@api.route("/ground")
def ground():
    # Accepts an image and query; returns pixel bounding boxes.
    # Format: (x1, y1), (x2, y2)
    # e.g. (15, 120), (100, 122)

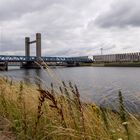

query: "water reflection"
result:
(22, 69), (43, 88)
(23, 69), (31, 84)
(34, 69), (42, 88)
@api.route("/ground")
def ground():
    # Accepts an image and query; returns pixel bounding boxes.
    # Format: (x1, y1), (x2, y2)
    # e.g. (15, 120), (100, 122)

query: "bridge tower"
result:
(25, 37), (30, 57)
(25, 33), (41, 57)
(36, 33), (41, 57)
(21, 33), (42, 69)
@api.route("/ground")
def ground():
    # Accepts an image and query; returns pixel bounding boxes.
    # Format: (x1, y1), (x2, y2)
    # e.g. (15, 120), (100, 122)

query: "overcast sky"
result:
(0, 0), (140, 57)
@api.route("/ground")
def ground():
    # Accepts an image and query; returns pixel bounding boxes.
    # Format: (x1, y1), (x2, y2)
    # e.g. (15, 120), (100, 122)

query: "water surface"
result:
(0, 66), (140, 113)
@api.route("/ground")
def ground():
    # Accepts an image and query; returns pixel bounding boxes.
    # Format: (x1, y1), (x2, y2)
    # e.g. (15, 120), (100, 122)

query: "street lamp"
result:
(100, 48), (103, 55)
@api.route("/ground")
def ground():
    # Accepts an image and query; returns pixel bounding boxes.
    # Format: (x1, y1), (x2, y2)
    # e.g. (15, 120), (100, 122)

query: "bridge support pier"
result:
(0, 62), (8, 71)
(66, 62), (80, 67)
(20, 62), (41, 69)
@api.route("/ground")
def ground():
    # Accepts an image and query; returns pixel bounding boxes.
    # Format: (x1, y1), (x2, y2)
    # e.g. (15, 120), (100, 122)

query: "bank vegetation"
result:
(0, 77), (140, 140)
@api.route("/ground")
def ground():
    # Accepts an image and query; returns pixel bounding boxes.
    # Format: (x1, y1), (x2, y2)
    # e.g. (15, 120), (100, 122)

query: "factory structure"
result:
(93, 52), (140, 63)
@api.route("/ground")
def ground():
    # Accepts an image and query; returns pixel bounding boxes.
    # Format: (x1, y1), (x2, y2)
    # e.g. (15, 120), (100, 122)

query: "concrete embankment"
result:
(105, 62), (140, 67)
(90, 62), (140, 67)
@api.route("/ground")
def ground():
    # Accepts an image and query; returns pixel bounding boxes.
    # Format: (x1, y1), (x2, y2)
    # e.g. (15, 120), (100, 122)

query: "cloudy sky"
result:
(0, 0), (140, 57)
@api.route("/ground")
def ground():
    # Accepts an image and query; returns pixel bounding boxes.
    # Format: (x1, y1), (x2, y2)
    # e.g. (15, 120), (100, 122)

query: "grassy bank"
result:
(0, 77), (140, 140)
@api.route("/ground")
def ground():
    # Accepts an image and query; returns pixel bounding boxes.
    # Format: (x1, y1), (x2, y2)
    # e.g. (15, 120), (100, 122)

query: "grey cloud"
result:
(0, 0), (46, 21)
(0, 0), (94, 22)
(45, 49), (72, 57)
(0, 0), (70, 22)
(95, 0), (140, 28)
(103, 45), (116, 50)
(0, 0), (91, 56)
(1, 0), (140, 56)
(122, 45), (132, 50)
(0, 37), (24, 52)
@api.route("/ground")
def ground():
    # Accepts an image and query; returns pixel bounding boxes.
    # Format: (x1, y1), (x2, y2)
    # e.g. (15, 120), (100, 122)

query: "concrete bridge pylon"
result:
(25, 33), (41, 57)
(22, 33), (42, 69)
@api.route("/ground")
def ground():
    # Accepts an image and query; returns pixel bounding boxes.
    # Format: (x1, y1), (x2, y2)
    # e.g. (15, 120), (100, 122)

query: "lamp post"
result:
(100, 48), (103, 55)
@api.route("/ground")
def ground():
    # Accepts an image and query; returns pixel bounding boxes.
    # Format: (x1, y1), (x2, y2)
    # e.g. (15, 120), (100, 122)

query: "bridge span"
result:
(0, 33), (92, 70)
(0, 55), (92, 63)
(0, 55), (92, 70)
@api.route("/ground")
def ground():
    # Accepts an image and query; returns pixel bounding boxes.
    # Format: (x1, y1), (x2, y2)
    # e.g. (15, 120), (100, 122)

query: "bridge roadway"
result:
(0, 55), (92, 63)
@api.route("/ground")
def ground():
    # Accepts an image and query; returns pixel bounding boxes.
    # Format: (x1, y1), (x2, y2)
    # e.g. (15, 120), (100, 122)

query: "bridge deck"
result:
(0, 55), (92, 63)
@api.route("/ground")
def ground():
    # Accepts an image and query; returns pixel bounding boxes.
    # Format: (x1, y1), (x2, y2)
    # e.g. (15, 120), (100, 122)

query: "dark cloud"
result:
(95, 0), (140, 28)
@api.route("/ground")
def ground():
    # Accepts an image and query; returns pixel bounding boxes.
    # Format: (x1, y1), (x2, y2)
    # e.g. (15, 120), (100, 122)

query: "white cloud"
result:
(0, 0), (140, 56)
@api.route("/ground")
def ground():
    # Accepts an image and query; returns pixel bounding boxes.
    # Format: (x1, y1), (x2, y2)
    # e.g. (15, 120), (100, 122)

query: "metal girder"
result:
(0, 55), (92, 63)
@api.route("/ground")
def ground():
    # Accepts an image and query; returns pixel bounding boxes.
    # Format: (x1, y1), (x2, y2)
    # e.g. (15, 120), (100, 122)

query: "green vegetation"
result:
(0, 77), (140, 140)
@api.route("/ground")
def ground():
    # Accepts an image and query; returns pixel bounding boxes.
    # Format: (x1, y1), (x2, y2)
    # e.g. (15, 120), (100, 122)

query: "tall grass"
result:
(0, 77), (140, 140)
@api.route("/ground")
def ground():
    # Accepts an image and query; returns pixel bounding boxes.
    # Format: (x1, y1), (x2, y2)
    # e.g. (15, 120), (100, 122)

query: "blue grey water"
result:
(0, 66), (140, 113)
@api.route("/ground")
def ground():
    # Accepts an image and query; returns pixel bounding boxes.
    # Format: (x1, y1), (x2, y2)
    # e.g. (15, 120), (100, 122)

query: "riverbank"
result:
(78, 62), (140, 67)
(0, 77), (140, 140)
(90, 62), (140, 67)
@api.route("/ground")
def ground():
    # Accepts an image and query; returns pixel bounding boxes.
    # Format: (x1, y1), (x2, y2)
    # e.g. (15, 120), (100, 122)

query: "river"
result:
(0, 66), (140, 113)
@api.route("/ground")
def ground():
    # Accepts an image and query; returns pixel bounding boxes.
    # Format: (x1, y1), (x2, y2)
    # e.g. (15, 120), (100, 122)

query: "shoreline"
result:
(79, 62), (140, 67)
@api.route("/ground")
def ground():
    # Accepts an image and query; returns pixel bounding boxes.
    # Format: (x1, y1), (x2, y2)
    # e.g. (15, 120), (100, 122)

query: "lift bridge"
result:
(0, 33), (92, 70)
